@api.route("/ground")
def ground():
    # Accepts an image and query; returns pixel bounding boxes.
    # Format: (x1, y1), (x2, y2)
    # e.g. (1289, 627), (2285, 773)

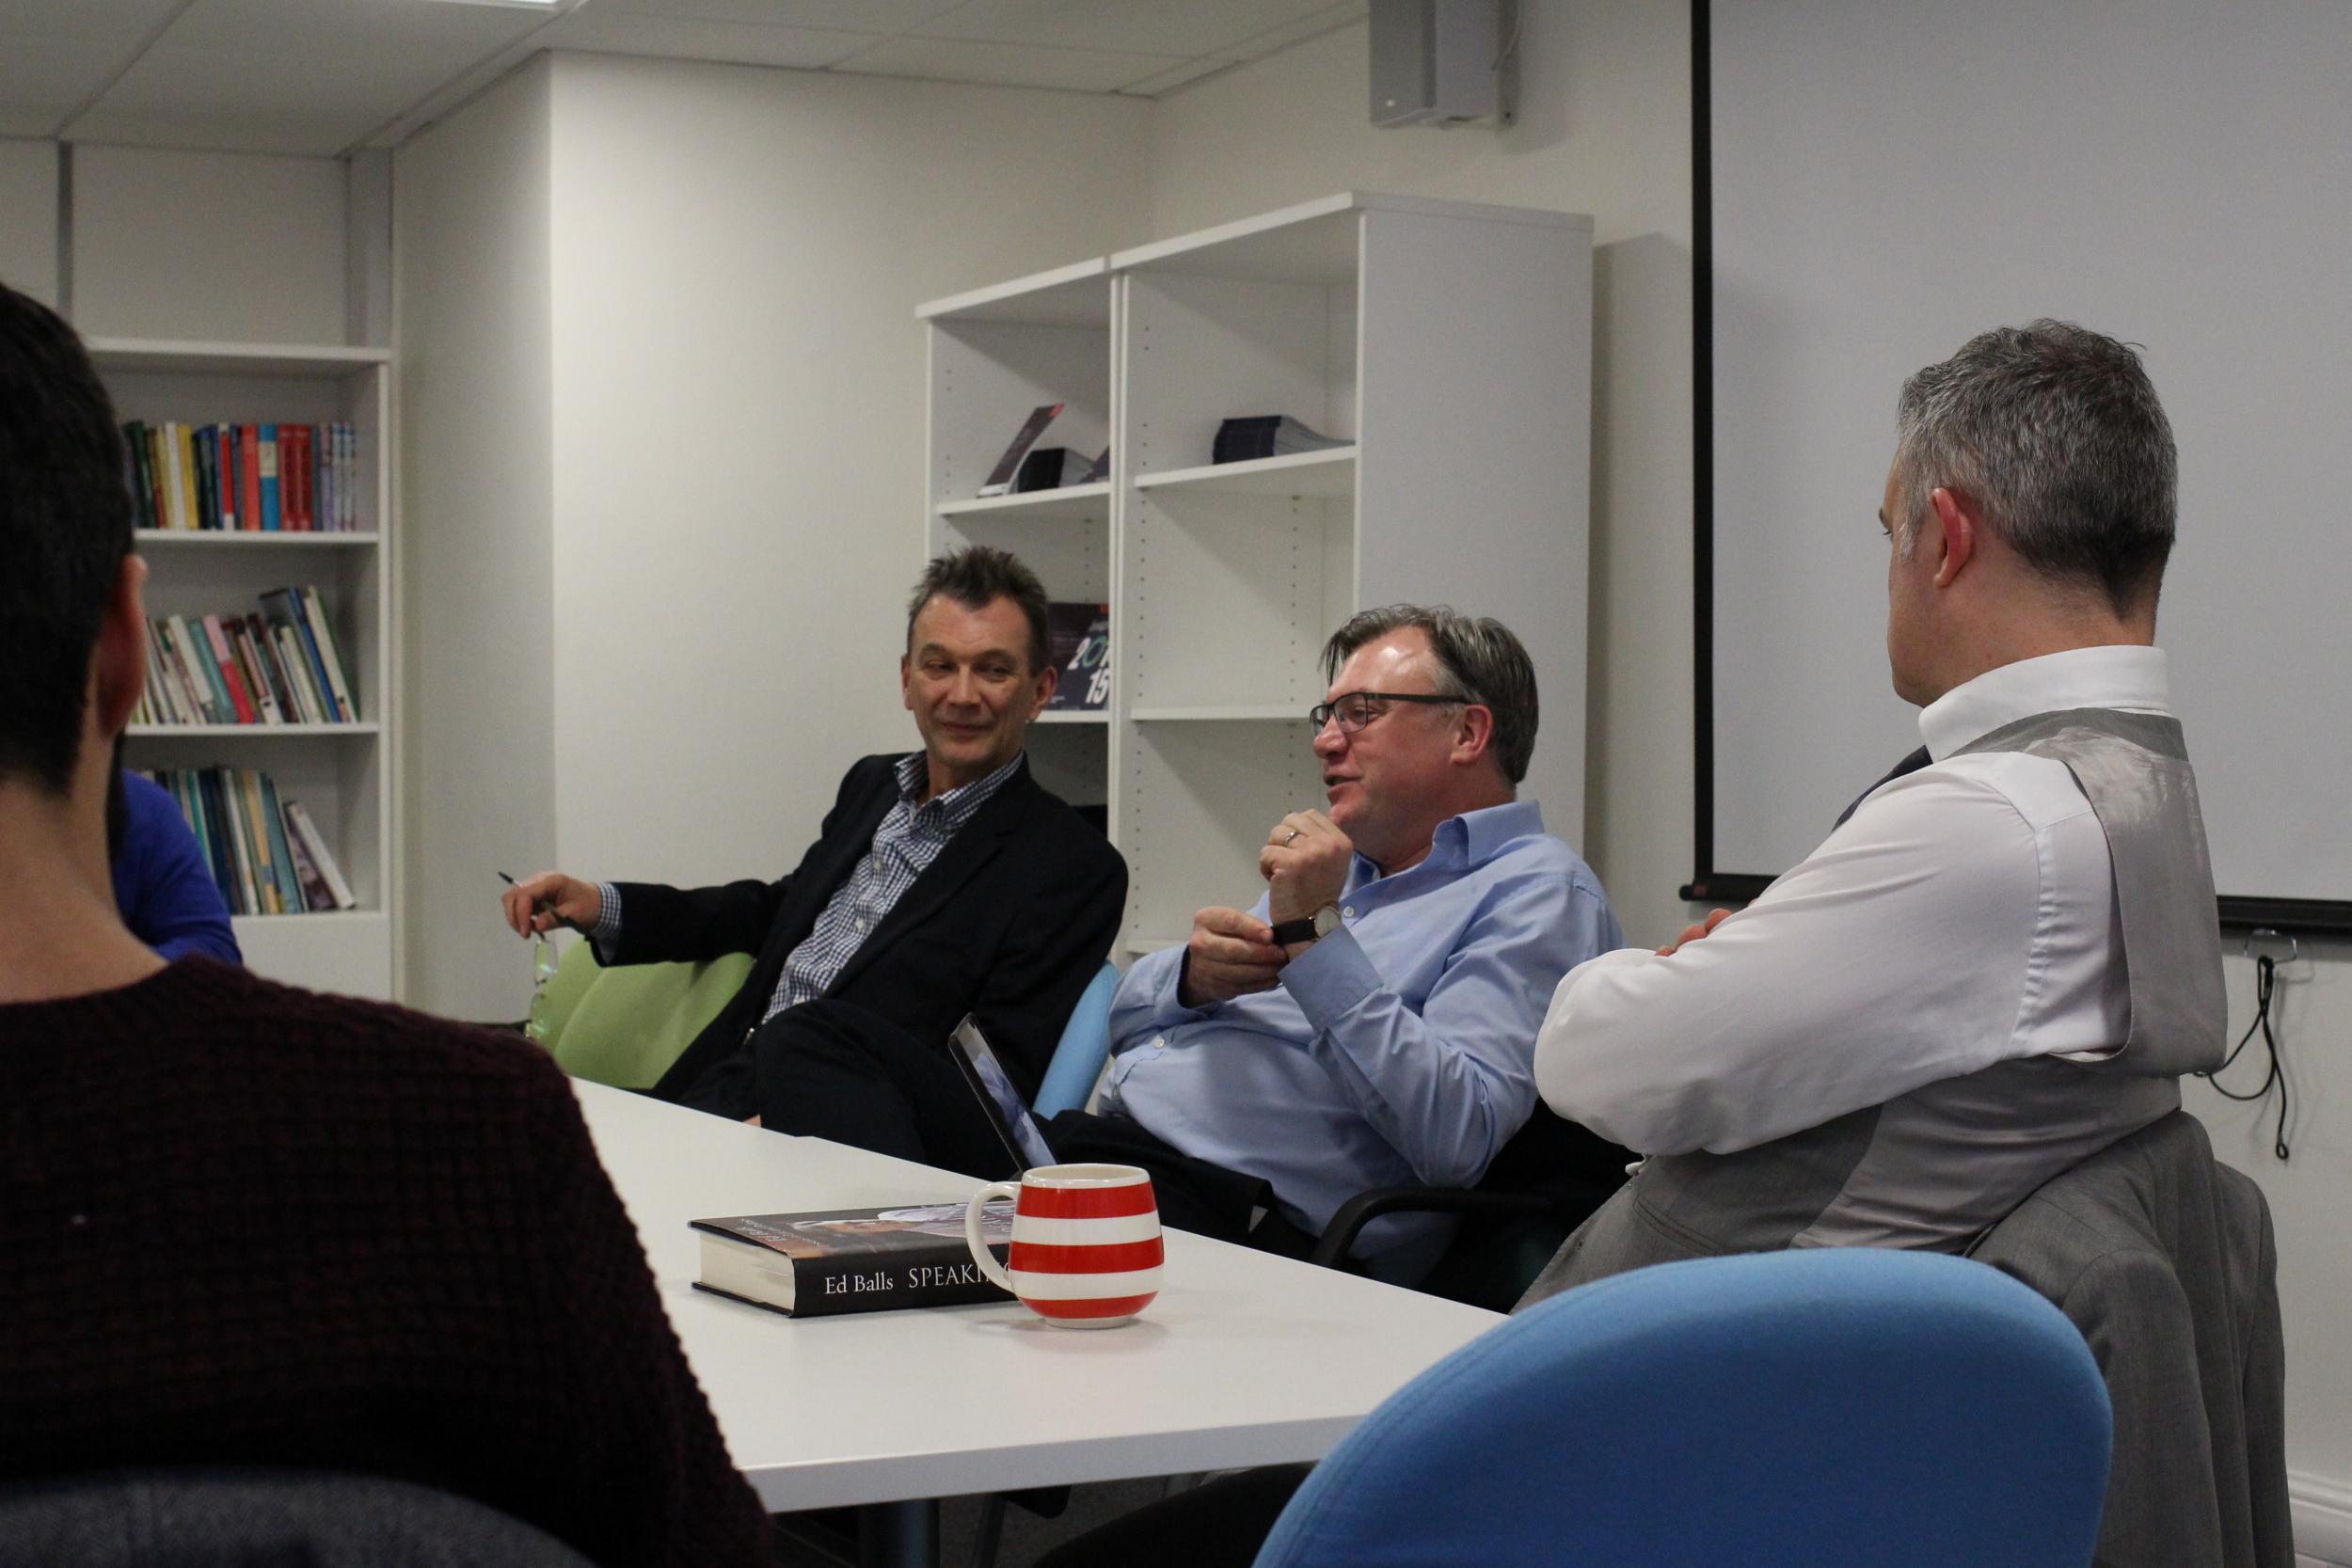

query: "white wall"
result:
(0, 137), (57, 305)
(543, 54), (1154, 890)
(394, 57), (557, 1020)
(1146, 7), (1694, 947)
(71, 144), (346, 343)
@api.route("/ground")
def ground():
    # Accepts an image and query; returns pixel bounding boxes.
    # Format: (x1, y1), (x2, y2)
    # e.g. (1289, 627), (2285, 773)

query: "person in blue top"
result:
(109, 764), (240, 964)
(1042, 604), (1624, 1284)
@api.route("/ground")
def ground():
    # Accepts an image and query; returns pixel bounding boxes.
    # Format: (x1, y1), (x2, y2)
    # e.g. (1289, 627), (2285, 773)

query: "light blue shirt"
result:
(1098, 800), (1622, 1277)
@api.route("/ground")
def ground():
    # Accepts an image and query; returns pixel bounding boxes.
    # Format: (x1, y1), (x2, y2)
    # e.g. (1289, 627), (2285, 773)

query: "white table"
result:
(574, 1083), (1502, 1561)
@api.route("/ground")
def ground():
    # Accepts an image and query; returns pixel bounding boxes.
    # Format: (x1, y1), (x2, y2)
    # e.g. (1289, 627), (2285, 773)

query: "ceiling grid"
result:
(0, 0), (1367, 157)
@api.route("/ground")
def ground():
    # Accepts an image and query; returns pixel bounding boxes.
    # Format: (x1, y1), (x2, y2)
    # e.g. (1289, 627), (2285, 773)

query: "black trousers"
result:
(675, 998), (1015, 1180)
(1038, 1110), (1319, 1259)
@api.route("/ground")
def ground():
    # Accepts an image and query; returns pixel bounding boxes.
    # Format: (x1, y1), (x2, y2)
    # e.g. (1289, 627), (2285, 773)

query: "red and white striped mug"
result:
(963, 1163), (1163, 1328)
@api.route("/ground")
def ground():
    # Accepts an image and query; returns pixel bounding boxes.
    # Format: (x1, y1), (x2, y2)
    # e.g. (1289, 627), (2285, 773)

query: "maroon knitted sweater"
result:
(0, 958), (771, 1566)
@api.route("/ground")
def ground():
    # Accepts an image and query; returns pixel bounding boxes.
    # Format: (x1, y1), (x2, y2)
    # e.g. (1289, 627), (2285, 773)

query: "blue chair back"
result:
(1034, 960), (1120, 1117)
(1253, 1248), (2112, 1568)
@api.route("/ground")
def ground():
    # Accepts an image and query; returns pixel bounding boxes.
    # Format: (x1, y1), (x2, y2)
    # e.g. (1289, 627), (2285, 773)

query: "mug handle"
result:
(965, 1181), (1021, 1293)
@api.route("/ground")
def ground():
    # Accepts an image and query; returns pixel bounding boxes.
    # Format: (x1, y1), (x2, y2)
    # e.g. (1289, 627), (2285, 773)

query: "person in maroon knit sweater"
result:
(0, 293), (772, 1561)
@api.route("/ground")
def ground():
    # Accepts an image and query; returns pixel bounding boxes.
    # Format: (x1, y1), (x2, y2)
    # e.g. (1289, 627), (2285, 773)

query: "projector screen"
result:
(1697, 0), (2352, 928)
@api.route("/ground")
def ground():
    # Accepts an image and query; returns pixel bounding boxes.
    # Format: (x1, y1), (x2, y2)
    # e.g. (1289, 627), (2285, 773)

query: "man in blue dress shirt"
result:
(1050, 606), (1623, 1283)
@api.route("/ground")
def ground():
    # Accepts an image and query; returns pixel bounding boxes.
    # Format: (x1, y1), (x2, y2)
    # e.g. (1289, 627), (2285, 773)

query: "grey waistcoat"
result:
(1520, 706), (2226, 1307)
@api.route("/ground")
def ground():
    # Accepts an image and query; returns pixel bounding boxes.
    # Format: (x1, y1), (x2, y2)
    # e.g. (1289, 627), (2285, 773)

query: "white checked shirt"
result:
(593, 752), (1024, 1022)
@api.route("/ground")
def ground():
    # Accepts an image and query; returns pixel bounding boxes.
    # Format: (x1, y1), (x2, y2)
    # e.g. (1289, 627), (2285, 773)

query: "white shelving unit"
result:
(919, 194), (1593, 956)
(94, 338), (397, 1001)
(922, 260), (1114, 819)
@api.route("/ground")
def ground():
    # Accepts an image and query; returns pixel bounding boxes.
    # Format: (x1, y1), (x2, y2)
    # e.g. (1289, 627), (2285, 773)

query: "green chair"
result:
(534, 939), (755, 1091)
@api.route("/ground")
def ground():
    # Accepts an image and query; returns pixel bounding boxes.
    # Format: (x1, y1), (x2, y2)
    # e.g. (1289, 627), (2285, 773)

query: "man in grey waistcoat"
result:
(1521, 319), (2225, 1304)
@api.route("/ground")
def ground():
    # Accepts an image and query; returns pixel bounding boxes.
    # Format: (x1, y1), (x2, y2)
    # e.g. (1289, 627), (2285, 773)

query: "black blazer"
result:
(629, 754), (1125, 1105)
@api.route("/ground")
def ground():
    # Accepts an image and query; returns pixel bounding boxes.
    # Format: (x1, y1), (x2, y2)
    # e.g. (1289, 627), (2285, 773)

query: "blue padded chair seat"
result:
(1255, 1248), (2112, 1568)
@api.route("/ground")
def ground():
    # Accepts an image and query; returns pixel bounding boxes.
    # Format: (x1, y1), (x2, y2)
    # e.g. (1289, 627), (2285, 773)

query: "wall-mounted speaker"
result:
(1369, 0), (1503, 127)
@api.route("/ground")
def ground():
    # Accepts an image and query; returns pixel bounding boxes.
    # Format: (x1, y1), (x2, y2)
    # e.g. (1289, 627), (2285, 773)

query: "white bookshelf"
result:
(134, 530), (380, 549)
(94, 337), (397, 1001)
(923, 261), (1115, 819)
(919, 193), (1593, 956)
(1131, 449), (1357, 498)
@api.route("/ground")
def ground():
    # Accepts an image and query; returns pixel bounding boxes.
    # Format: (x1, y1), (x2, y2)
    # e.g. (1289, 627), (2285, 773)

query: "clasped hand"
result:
(1177, 811), (1353, 1007)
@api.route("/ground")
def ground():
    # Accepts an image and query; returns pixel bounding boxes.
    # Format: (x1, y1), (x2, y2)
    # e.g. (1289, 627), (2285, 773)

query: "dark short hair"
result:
(0, 283), (134, 794)
(1321, 605), (1539, 784)
(906, 546), (1051, 674)
(1894, 320), (2177, 615)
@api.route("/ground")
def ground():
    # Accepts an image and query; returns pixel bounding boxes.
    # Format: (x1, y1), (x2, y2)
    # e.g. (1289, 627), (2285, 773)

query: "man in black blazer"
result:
(502, 547), (1125, 1175)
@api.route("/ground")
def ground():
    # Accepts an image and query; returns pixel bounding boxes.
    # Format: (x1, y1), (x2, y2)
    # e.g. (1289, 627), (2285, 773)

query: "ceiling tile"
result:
(66, 0), (557, 156)
(1224, 0), (1366, 62)
(0, 33), (132, 135)
(64, 46), (415, 154)
(157, 0), (552, 57)
(540, 11), (879, 68)
(1116, 55), (1234, 98)
(911, 0), (1339, 58)
(0, 0), (184, 36)
(581, 0), (965, 28)
(830, 33), (1184, 93)
(0, 0), (184, 137)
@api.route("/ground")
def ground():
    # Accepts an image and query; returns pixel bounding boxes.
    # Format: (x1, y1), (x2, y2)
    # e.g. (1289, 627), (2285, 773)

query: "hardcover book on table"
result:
(691, 1201), (1016, 1318)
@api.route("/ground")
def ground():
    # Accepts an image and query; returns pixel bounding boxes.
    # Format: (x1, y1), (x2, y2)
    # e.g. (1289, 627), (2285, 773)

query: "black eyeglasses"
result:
(1308, 691), (1465, 735)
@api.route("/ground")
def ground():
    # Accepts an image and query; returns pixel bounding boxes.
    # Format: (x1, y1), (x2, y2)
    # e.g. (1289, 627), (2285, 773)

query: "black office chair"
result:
(0, 1468), (596, 1567)
(1311, 1105), (1631, 1310)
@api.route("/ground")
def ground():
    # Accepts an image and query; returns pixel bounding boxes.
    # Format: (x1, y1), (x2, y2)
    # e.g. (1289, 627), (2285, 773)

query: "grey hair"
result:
(1892, 320), (2177, 615)
(1320, 604), (1538, 784)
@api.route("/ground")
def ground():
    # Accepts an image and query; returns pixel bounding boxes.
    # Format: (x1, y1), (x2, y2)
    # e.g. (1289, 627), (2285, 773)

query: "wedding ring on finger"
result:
(1284, 828), (1302, 846)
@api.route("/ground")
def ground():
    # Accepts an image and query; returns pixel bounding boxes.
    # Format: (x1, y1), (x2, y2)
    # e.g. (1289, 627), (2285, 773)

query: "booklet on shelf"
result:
(976, 403), (1064, 498)
(691, 1201), (1014, 1318)
(1011, 446), (1095, 494)
(1212, 415), (1348, 466)
(1044, 603), (1111, 712)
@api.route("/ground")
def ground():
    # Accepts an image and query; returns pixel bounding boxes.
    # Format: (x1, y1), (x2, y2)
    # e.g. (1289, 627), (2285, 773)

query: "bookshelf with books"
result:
(919, 194), (1593, 958)
(95, 339), (396, 1000)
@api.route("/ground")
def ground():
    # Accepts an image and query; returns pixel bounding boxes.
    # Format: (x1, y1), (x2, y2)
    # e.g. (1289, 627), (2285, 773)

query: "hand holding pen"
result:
(499, 870), (601, 939)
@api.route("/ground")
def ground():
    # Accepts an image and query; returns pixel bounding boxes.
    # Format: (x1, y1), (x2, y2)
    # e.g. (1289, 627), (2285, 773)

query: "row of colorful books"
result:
(122, 420), (360, 532)
(132, 587), (359, 728)
(143, 767), (357, 917)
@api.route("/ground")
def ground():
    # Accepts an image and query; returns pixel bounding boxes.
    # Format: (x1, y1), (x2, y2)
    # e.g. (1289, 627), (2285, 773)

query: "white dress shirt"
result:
(1537, 645), (2172, 1157)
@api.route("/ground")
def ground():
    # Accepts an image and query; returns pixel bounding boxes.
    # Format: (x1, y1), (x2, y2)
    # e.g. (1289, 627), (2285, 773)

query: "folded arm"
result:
(1534, 772), (2045, 1156)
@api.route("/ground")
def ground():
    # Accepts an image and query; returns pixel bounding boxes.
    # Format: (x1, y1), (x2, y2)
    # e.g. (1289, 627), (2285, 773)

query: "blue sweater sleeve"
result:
(112, 771), (243, 965)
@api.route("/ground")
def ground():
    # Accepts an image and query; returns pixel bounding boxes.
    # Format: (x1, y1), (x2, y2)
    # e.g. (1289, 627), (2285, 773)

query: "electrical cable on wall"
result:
(2197, 933), (2294, 1161)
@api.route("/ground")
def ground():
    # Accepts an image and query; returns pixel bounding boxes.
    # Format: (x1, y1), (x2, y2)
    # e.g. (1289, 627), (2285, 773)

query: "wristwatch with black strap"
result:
(1269, 902), (1343, 948)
